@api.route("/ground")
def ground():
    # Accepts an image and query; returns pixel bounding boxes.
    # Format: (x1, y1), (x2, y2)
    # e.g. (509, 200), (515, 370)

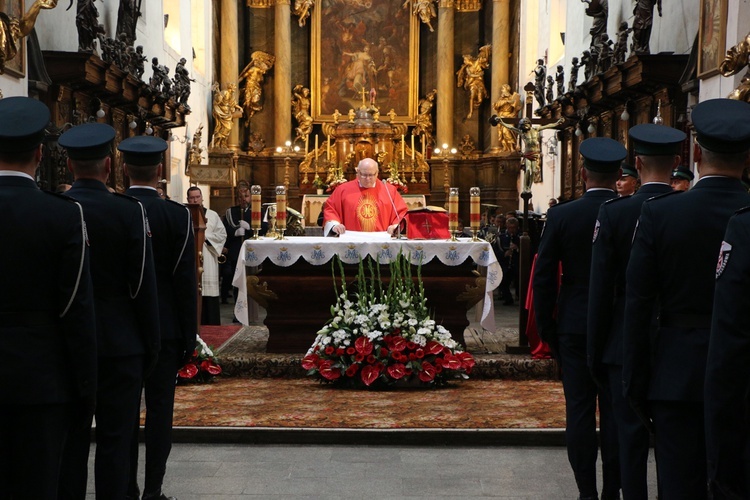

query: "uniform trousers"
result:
(130, 340), (182, 496)
(650, 400), (707, 500)
(606, 364), (650, 500)
(559, 333), (621, 499)
(59, 355), (145, 500)
(0, 402), (71, 499)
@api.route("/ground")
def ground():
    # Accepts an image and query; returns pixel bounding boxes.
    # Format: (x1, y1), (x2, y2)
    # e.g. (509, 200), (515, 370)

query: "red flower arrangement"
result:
(303, 254), (475, 389)
(178, 336), (222, 384)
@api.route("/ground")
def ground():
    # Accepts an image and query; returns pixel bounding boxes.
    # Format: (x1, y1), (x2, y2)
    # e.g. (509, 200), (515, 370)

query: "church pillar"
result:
(436, 0), (455, 148)
(274, 0), (292, 149)
(490, 0), (510, 152)
(220, 0), (240, 149)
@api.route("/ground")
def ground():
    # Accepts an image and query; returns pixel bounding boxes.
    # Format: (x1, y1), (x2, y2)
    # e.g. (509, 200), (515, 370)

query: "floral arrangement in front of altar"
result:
(177, 336), (222, 384)
(385, 162), (408, 193)
(302, 254), (475, 388)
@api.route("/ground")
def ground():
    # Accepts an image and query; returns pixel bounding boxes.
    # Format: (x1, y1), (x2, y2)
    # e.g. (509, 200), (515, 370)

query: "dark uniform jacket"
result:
(0, 175), (97, 404)
(623, 176), (750, 402)
(126, 187), (197, 353)
(587, 183), (673, 368)
(67, 179), (160, 359)
(223, 204), (251, 266)
(705, 206), (750, 498)
(533, 188), (617, 340)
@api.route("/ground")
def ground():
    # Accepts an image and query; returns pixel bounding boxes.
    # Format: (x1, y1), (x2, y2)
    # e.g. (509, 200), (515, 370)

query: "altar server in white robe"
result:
(187, 186), (227, 324)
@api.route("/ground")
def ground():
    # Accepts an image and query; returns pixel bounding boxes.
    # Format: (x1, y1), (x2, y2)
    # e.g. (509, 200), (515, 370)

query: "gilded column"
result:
(220, 0), (240, 149)
(490, 0), (510, 152)
(436, 0), (455, 148)
(275, 0), (292, 148)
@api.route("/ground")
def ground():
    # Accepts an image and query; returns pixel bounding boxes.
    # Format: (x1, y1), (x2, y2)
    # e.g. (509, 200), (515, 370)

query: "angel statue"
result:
(720, 32), (750, 103)
(492, 84), (521, 152)
(1, 0), (58, 74)
(238, 50), (275, 128)
(413, 89), (437, 150)
(456, 44), (491, 119)
(292, 0), (314, 27)
(291, 84), (313, 144)
(188, 124), (204, 166)
(211, 82), (243, 150)
(403, 0), (435, 32)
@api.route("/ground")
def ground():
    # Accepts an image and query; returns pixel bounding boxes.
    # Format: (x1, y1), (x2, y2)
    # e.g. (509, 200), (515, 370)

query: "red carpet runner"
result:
(199, 324), (242, 350)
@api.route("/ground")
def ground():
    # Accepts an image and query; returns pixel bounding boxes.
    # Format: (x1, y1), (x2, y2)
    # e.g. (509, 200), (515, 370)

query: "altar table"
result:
(233, 237), (502, 353)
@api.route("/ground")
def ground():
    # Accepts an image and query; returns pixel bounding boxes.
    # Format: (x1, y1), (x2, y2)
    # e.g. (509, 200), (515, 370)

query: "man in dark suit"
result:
(58, 123), (161, 499)
(120, 136), (198, 500)
(588, 123), (685, 499)
(623, 98), (750, 500)
(534, 137), (626, 500)
(0, 97), (97, 499)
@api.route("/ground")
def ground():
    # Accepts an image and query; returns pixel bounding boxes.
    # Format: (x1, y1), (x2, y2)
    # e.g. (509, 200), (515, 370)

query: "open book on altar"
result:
(336, 231), (392, 242)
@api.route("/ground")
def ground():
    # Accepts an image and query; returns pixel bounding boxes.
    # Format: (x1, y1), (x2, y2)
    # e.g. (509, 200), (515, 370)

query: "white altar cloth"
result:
(233, 236), (502, 331)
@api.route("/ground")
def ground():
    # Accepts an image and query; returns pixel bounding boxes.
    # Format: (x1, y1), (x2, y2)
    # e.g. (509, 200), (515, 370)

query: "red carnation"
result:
(355, 353), (365, 362)
(415, 348), (425, 359)
(354, 336), (374, 355)
(346, 347), (356, 355)
(406, 341), (417, 350)
(319, 360), (342, 380)
(418, 361), (437, 382)
(178, 363), (199, 379)
(301, 354), (319, 371)
(345, 364), (359, 377)
(386, 363), (407, 380)
(366, 354), (377, 364)
(324, 346), (335, 355)
(380, 347), (389, 358)
(360, 364), (381, 386)
(336, 347), (345, 356)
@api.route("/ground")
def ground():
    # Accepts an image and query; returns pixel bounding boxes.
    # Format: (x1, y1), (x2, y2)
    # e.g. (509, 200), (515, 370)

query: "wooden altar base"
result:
(257, 259), (482, 353)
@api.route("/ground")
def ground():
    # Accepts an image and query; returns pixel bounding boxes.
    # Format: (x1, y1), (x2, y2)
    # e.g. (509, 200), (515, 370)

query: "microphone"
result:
(489, 115), (501, 127)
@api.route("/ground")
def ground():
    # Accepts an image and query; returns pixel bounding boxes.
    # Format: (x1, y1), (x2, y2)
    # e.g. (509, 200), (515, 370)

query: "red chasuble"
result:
(323, 179), (408, 232)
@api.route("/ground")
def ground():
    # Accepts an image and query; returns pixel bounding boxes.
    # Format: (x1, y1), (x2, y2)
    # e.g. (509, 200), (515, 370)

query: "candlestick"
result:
(327, 136), (331, 160)
(411, 134), (415, 160)
(401, 134), (405, 160)
(470, 187), (480, 241)
(305, 137), (309, 155)
(250, 185), (262, 239)
(315, 135), (318, 160)
(275, 186), (287, 238)
(448, 187), (459, 241)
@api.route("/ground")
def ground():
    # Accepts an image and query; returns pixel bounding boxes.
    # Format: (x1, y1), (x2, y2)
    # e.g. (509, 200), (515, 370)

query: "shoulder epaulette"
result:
(734, 205), (750, 216)
(551, 198), (574, 208)
(644, 190), (682, 203)
(44, 191), (79, 203)
(166, 198), (187, 209)
(602, 195), (630, 206)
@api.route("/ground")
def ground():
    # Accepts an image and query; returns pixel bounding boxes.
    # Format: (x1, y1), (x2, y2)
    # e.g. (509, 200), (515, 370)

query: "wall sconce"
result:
(144, 121), (154, 136)
(587, 122), (596, 134)
(127, 114), (138, 130)
(170, 132), (188, 144)
(575, 124), (583, 137)
(94, 98), (105, 119)
(620, 102), (630, 122)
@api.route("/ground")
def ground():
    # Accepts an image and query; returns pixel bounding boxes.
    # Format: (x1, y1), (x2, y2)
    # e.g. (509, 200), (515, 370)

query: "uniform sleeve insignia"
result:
(592, 219), (601, 243)
(145, 216), (152, 238)
(716, 241), (732, 279)
(83, 221), (90, 246)
(631, 220), (639, 244)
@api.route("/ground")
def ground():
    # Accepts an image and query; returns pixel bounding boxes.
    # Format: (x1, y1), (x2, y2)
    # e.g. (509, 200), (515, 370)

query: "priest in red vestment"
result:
(323, 158), (408, 236)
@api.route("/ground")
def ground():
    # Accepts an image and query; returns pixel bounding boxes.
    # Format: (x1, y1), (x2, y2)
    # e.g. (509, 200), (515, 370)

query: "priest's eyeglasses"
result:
(358, 173), (378, 178)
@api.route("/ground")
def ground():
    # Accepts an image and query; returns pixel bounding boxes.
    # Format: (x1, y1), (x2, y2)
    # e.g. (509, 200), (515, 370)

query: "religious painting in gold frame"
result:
(311, 0), (419, 123)
(0, 0), (26, 78)
(697, 0), (726, 79)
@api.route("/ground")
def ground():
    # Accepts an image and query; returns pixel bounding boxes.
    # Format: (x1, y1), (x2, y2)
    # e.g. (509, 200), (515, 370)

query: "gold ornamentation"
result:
(210, 83), (243, 150)
(292, 0), (314, 27)
(456, 45), (491, 119)
(0, 0), (58, 75)
(456, 276), (486, 308)
(493, 84), (522, 152)
(720, 32), (750, 103)
(238, 51), (275, 128)
(246, 276), (278, 309)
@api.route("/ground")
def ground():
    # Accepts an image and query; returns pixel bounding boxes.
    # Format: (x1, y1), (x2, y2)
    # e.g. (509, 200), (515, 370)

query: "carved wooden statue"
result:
(211, 82), (243, 150)
(403, 0), (435, 32)
(533, 59), (546, 109)
(568, 57), (580, 91)
(292, 84), (313, 144)
(720, 32), (750, 103)
(414, 89), (437, 150)
(66, 0), (101, 53)
(189, 124), (204, 166)
(631, 0), (661, 55)
(497, 117), (564, 192)
(116, 0), (140, 47)
(238, 50), (275, 128)
(292, 0), (313, 27)
(613, 21), (632, 64)
(0, 0), (58, 74)
(582, 0), (608, 45)
(492, 84), (521, 152)
(456, 44), (491, 119)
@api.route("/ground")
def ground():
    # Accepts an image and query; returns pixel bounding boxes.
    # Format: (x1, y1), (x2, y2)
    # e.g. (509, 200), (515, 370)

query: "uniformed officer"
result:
(623, 98), (750, 500)
(57, 123), (161, 499)
(0, 98), (97, 499)
(588, 123), (685, 500)
(222, 180), (251, 305)
(616, 163), (639, 197)
(670, 165), (694, 191)
(119, 136), (198, 500)
(703, 109), (750, 499)
(533, 136), (625, 500)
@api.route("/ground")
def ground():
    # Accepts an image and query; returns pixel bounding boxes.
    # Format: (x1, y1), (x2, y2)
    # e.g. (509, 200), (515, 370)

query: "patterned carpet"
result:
(171, 378), (567, 429)
(199, 324), (243, 350)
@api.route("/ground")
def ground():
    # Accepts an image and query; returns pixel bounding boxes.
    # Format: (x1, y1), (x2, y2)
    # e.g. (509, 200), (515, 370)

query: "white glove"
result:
(234, 227), (246, 236)
(239, 220), (250, 230)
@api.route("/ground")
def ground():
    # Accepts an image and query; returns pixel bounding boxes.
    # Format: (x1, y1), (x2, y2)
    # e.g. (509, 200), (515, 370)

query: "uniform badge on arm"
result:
(592, 219), (600, 243)
(145, 216), (152, 238)
(716, 241), (732, 279)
